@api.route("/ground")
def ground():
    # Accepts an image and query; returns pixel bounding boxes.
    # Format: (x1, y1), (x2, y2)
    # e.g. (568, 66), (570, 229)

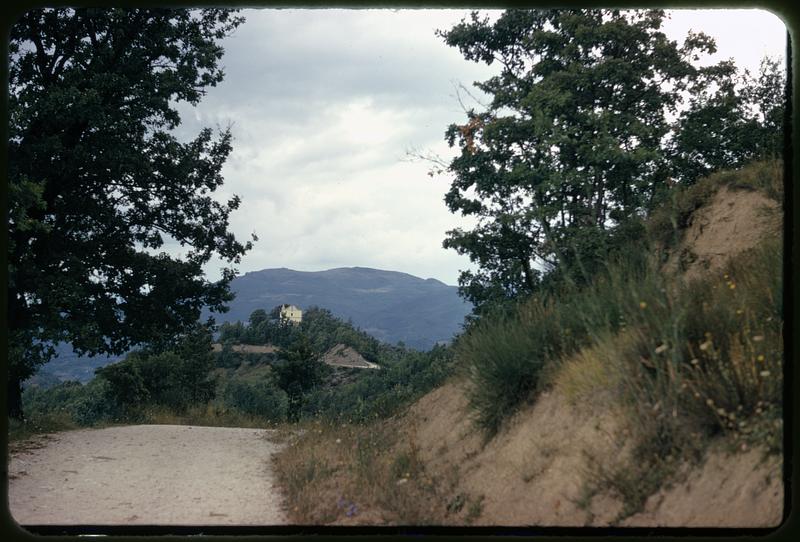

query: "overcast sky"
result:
(174, 8), (787, 286)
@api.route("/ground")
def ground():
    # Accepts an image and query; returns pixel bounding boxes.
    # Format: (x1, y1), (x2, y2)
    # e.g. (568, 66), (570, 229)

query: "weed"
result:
(465, 494), (485, 524)
(446, 493), (466, 514)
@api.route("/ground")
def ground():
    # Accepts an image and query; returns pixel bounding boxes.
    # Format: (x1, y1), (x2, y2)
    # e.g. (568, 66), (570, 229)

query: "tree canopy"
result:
(7, 8), (252, 418)
(437, 9), (784, 312)
(671, 56), (786, 183)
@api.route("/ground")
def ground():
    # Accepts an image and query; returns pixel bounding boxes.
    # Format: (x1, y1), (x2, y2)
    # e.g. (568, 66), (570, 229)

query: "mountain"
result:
(211, 267), (472, 350)
(34, 267), (472, 384)
(32, 344), (125, 384)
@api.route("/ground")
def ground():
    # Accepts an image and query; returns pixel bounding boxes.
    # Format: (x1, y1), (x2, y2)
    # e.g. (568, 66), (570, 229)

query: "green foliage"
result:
(20, 378), (122, 429)
(612, 239), (784, 456)
(248, 309), (269, 327)
(437, 10), (784, 315)
(671, 57), (785, 184)
(218, 309), (302, 348)
(571, 236), (783, 519)
(96, 325), (217, 414)
(437, 9), (727, 312)
(300, 307), (392, 360)
(457, 314), (545, 436)
(7, 7), (251, 418)
(274, 335), (331, 421)
(458, 162), (783, 450)
(301, 345), (454, 423)
(223, 379), (289, 423)
(218, 306), (403, 364)
(17, 309), (455, 432)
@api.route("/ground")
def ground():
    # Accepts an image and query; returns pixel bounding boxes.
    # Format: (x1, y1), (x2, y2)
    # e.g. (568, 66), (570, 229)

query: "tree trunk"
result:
(7, 377), (24, 421)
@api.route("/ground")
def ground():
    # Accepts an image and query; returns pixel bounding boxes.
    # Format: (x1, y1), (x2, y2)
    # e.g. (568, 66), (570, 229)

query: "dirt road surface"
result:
(8, 424), (288, 526)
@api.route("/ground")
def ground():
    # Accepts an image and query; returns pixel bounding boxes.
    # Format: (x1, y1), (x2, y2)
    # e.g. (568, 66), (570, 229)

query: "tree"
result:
(274, 334), (329, 421)
(96, 324), (217, 414)
(742, 56), (786, 160)
(437, 9), (725, 312)
(7, 8), (252, 419)
(671, 56), (786, 184)
(248, 308), (268, 328)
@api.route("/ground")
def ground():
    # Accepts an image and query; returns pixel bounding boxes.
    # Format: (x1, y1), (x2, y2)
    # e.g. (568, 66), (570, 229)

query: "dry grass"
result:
(552, 332), (628, 410)
(137, 403), (283, 429)
(272, 417), (476, 525)
(7, 412), (82, 443)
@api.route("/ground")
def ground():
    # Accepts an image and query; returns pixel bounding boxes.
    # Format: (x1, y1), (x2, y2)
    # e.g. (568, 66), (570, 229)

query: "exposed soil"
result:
(322, 344), (380, 369)
(273, 177), (786, 528)
(623, 443), (783, 527)
(394, 380), (783, 527)
(664, 185), (781, 281)
(8, 424), (288, 526)
(211, 343), (278, 354)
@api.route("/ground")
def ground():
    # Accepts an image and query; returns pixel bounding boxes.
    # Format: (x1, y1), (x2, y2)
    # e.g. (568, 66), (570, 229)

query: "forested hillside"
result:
(17, 305), (453, 436)
(216, 266), (472, 350)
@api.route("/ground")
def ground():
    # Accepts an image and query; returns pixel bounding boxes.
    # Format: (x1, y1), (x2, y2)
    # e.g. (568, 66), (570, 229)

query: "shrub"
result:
(20, 377), (122, 429)
(608, 237), (783, 456)
(95, 328), (217, 414)
(456, 311), (545, 436)
(300, 345), (454, 423)
(223, 379), (289, 422)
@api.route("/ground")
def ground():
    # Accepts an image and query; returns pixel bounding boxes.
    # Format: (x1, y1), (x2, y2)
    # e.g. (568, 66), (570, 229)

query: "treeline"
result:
(215, 306), (452, 422)
(429, 10), (785, 512)
(16, 307), (455, 436)
(218, 306), (405, 363)
(435, 10), (784, 314)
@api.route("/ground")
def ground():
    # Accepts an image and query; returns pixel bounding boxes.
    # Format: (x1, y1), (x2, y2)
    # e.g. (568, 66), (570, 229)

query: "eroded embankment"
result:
(399, 380), (783, 527)
(273, 169), (785, 528)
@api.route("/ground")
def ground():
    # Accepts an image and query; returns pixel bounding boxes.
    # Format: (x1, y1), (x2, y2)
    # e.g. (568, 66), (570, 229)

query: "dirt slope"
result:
(8, 425), (288, 526)
(663, 185), (781, 281)
(380, 179), (785, 527)
(400, 380), (782, 527)
(408, 381), (624, 525)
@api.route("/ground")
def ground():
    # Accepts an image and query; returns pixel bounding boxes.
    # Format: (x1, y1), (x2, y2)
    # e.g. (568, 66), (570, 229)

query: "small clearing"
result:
(8, 424), (288, 526)
(322, 344), (380, 369)
(211, 343), (278, 354)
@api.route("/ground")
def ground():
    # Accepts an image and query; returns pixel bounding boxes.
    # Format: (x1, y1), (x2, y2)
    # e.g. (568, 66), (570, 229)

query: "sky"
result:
(173, 8), (787, 286)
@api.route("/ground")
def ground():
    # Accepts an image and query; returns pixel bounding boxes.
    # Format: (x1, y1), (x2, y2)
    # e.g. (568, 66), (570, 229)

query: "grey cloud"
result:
(167, 9), (782, 286)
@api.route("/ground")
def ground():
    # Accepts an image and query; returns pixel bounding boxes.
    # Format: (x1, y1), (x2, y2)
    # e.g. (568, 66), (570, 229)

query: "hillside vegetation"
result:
(12, 306), (453, 440)
(273, 161), (784, 526)
(212, 267), (472, 350)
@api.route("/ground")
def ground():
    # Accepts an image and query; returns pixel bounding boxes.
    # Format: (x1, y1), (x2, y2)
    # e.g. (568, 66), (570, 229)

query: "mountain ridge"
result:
(215, 266), (472, 350)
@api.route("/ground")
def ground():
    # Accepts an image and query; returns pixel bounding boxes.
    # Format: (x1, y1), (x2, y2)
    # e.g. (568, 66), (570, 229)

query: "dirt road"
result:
(8, 424), (288, 526)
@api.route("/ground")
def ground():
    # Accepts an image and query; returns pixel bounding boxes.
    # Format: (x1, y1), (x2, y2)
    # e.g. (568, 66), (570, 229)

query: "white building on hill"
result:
(279, 304), (303, 325)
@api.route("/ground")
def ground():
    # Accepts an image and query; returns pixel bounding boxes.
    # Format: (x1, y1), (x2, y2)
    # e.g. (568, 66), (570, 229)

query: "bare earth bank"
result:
(8, 424), (288, 526)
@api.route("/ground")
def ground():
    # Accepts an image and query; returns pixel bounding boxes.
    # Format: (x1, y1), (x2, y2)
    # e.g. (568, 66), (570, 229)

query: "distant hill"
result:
(211, 267), (472, 351)
(33, 344), (124, 384)
(34, 267), (472, 384)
